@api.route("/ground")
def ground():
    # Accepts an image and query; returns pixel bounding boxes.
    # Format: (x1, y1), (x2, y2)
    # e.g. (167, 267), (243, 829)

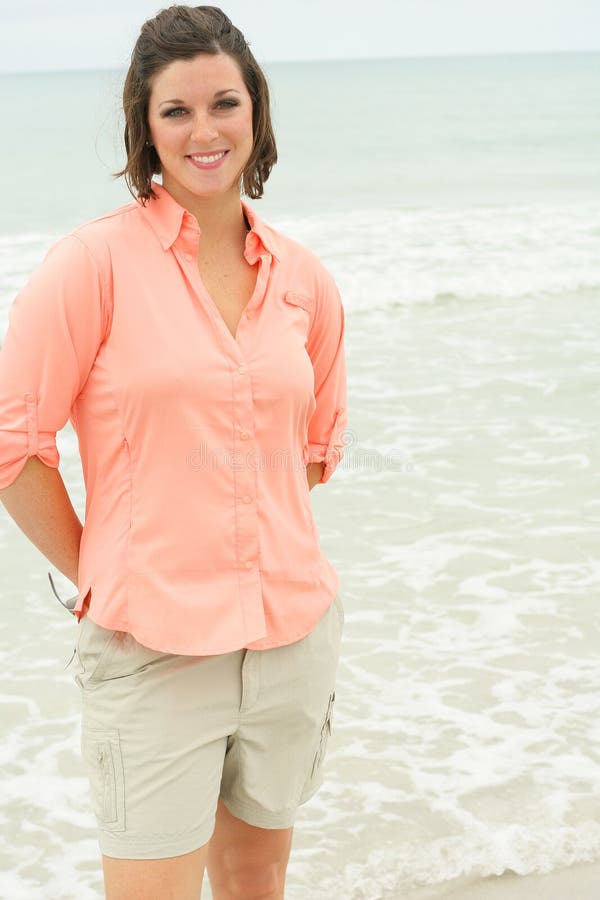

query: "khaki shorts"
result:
(66, 593), (344, 859)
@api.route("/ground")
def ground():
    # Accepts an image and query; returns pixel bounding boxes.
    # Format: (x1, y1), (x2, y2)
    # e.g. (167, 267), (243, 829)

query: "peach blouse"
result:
(0, 182), (347, 654)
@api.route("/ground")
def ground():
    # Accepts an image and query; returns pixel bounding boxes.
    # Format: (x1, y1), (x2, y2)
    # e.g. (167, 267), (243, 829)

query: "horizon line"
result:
(0, 47), (599, 76)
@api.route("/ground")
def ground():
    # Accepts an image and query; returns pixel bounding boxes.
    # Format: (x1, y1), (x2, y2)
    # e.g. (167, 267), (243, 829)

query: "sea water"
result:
(0, 53), (599, 898)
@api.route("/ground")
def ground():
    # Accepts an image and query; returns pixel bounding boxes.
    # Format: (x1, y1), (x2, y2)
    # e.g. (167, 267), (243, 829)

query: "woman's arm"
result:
(0, 234), (110, 591)
(0, 456), (82, 585)
(306, 462), (325, 491)
(305, 268), (347, 486)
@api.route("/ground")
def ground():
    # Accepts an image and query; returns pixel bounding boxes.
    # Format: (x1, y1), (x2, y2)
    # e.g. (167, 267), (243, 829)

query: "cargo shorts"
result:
(65, 592), (344, 859)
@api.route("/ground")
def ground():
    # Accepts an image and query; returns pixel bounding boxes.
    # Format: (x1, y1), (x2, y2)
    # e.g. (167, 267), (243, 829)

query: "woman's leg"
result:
(102, 844), (209, 900)
(207, 798), (293, 900)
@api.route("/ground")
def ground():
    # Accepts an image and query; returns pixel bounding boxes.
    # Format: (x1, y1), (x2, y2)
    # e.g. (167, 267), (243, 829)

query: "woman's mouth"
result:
(186, 150), (230, 170)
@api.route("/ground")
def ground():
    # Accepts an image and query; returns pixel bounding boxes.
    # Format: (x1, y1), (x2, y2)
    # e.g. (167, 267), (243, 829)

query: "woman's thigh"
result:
(102, 844), (208, 900)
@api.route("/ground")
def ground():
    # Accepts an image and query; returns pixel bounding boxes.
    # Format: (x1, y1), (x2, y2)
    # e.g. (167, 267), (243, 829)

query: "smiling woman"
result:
(0, 5), (348, 899)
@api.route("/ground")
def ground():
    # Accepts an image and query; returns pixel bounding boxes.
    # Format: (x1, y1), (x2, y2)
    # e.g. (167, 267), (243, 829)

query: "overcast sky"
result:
(0, 0), (598, 73)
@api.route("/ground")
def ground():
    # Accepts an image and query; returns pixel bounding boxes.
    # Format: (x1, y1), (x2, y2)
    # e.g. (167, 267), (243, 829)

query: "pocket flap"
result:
(284, 291), (315, 314)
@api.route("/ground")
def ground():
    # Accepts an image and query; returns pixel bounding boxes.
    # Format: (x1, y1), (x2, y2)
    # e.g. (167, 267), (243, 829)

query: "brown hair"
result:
(112, 5), (277, 204)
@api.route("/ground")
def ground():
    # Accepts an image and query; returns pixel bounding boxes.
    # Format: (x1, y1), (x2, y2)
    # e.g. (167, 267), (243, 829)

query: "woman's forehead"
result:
(149, 53), (246, 101)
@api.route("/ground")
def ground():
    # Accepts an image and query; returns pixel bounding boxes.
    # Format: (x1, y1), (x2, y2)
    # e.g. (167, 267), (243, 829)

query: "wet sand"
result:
(407, 859), (600, 899)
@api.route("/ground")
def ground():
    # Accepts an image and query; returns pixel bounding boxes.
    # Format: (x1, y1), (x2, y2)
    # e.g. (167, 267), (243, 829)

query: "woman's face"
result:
(147, 52), (254, 205)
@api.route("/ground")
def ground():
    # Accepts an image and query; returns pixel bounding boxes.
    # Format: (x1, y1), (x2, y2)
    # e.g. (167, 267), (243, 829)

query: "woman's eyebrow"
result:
(159, 89), (241, 107)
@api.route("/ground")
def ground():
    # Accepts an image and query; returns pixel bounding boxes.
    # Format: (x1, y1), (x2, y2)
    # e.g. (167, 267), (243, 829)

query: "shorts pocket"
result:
(310, 690), (336, 780)
(71, 614), (120, 689)
(333, 592), (345, 629)
(73, 616), (170, 690)
(81, 727), (126, 832)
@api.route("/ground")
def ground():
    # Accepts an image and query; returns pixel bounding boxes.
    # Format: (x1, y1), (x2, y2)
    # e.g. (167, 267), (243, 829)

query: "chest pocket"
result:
(283, 292), (315, 344)
(284, 291), (315, 315)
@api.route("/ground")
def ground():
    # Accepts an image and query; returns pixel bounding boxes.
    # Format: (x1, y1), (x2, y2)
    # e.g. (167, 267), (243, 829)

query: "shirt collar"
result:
(138, 180), (281, 262)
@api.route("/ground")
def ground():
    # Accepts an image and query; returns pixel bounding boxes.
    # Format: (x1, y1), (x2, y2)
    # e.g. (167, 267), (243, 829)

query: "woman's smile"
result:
(187, 149), (230, 168)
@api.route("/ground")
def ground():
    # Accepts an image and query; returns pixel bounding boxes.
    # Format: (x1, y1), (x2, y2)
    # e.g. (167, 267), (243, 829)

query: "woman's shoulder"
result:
(69, 197), (141, 248)
(40, 197), (147, 279)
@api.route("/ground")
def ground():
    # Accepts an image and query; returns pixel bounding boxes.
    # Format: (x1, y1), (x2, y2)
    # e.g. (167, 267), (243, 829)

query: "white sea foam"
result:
(270, 202), (600, 315)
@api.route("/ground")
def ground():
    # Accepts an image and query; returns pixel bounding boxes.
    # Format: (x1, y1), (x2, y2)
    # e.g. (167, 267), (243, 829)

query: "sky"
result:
(0, 0), (599, 73)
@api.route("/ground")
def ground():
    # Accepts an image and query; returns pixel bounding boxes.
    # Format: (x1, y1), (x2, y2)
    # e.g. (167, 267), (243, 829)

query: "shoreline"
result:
(406, 859), (600, 899)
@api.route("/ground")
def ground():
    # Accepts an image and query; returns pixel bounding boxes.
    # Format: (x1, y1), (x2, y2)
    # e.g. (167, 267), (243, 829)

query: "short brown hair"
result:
(112, 5), (277, 204)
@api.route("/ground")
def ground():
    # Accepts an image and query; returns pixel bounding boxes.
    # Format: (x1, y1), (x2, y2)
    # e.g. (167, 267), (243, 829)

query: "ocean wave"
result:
(272, 202), (600, 309)
(297, 821), (600, 898)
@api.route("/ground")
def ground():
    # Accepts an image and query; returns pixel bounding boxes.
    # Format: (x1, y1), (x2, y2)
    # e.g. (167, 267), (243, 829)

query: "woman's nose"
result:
(190, 115), (220, 144)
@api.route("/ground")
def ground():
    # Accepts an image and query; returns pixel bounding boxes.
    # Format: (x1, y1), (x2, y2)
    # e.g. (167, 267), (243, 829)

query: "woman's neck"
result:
(161, 178), (249, 248)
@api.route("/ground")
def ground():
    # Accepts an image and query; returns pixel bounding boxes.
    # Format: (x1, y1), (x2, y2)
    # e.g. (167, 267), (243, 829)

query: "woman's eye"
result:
(163, 100), (238, 118)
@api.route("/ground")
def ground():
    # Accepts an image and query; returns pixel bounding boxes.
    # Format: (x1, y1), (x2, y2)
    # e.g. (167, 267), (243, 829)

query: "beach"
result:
(408, 860), (600, 898)
(1, 54), (599, 898)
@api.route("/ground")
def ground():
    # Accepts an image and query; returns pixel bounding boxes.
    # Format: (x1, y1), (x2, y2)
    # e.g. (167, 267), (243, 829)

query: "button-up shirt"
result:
(0, 181), (347, 654)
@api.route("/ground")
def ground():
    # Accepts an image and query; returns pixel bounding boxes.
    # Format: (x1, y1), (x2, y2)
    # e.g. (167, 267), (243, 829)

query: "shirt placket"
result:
(174, 222), (273, 639)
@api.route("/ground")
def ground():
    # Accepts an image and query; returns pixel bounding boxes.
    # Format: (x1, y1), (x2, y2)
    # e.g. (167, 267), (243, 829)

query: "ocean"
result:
(0, 52), (599, 898)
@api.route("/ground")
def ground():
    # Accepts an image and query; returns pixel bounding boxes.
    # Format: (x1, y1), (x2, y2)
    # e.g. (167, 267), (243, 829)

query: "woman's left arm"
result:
(305, 268), (348, 486)
(306, 461), (325, 490)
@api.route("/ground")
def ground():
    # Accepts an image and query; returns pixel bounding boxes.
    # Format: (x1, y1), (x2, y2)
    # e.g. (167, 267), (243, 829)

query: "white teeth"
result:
(190, 151), (227, 163)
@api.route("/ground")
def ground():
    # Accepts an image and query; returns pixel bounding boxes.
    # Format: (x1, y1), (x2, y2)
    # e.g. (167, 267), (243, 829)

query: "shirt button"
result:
(238, 365), (247, 375)
(184, 253), (193, 262)
(243, 495), (252, 503)
(245, 310), (253, 318)
(240, 430), (249, 440)
(245, 560), (253, 569)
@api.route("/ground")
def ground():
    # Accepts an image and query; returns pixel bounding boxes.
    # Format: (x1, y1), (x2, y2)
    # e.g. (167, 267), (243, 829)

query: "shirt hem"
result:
(82, 579), (337, 656)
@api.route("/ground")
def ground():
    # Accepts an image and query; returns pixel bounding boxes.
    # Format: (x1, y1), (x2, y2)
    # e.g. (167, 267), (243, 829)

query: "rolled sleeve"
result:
(306, 269), (348, 485)
(0, 234), (108, 489)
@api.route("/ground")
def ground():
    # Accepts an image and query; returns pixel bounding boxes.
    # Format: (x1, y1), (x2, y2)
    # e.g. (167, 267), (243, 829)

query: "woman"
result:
(0, 5), (347, 898)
